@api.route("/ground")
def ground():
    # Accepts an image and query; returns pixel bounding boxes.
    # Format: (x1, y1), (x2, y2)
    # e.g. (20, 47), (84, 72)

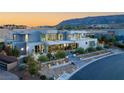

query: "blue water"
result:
(69, 53), (124, 80)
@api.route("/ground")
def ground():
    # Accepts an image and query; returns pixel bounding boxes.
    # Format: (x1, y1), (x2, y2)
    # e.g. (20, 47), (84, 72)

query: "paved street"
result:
(69, 53), (124, 80)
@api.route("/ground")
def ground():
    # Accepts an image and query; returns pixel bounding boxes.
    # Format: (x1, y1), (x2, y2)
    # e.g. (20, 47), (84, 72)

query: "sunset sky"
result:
(0, 12), (123, 26)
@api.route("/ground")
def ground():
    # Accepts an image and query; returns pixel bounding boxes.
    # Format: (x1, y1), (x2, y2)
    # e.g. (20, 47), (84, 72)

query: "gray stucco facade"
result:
(6, 29), (98, 55)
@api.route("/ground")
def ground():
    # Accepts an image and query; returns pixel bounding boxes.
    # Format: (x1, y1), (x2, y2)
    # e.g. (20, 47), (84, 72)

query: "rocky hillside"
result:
(58, 14), (124, 27)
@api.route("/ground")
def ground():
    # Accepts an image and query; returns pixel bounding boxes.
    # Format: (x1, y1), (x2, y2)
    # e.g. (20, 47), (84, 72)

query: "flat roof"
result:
(0, 55), (18, 64)
(45, 40), (75, 45)
(66, 30), (88, 34)
(12, 29), (90, 35)
(69, 37), (96, 40)
(39, 30), (58, 34)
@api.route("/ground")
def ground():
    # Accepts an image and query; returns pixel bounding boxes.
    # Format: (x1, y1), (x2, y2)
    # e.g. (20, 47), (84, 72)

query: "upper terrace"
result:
(11, 29), (89, 42)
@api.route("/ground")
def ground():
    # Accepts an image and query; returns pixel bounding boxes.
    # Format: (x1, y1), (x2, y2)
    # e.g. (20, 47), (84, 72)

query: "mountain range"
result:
(57, 14), (124, 27)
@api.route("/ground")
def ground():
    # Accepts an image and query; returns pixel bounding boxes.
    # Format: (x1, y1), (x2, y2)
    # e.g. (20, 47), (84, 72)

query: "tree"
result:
(12, 47), (20, 57)
(28, 61), (38, 75)
(109, 36), (116, 45)
(38, 55), (49, 62)
(27, 56), (39, 75)
(99, 35), (106, 44)
(55, 50), (66, 59)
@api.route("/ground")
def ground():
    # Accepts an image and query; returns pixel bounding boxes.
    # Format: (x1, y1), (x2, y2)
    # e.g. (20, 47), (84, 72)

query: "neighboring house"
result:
(0, 55), (18, 71)
(107, 29), (124, 42)
(6, 29), (98, 55)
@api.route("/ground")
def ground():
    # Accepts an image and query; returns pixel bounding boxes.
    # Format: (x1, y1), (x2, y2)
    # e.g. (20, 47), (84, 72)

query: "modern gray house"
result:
(6, 29), (98, 55)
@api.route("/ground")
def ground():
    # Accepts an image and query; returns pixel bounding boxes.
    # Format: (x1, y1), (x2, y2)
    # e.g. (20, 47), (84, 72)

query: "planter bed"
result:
(77, 49), (112, 58)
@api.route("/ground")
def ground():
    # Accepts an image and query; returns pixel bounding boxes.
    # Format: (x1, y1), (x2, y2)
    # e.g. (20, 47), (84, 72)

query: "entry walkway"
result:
(68, 52), (86, 68)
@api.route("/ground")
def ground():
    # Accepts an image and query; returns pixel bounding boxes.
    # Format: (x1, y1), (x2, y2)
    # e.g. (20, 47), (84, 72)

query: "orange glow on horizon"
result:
(0, 12), (122, 26)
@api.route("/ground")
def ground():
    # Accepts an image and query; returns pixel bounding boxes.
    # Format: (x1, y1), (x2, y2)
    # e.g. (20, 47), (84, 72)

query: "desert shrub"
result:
(96, 46), (103, 50)
(38, 55), (49, 62)
(86, 47), (96, 52)
(55, 50), (66, 59)
(74, 47), (85, 54)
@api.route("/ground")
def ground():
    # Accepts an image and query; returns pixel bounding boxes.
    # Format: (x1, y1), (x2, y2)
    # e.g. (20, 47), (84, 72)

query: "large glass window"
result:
(48, 43), (78, 53)
(41, 34), (57, 41)
(67, 34), (73, 40)
(74, 33), (81, 40)
(58, 34), (64, 40)
(35, 44), (44, 53)
(89, 41), (95, 47)
(47, 34), (57, 41)
(41, 34), (46, 41)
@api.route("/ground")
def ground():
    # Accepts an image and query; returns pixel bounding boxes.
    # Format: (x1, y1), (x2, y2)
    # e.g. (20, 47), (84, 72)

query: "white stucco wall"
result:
(75, 38), (98, 49)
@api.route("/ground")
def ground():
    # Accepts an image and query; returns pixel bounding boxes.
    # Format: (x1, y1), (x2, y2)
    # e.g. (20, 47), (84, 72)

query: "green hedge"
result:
(74, 47), (85, 54)
(86, 47), (96, 52)
(96, 46), (103, 50)
(38, 55), (49, 62)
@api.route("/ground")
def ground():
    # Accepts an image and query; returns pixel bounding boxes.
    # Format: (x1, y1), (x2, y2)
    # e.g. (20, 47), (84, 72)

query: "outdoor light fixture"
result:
(73, 54), (76, 56)
(66, 56), (68, 58)
(64, 44), (66, 47)
(21, 48), (24, 51)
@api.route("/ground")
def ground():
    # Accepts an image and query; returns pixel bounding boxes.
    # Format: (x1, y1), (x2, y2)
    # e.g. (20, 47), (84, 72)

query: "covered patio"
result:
(45, 41), (78, 53)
